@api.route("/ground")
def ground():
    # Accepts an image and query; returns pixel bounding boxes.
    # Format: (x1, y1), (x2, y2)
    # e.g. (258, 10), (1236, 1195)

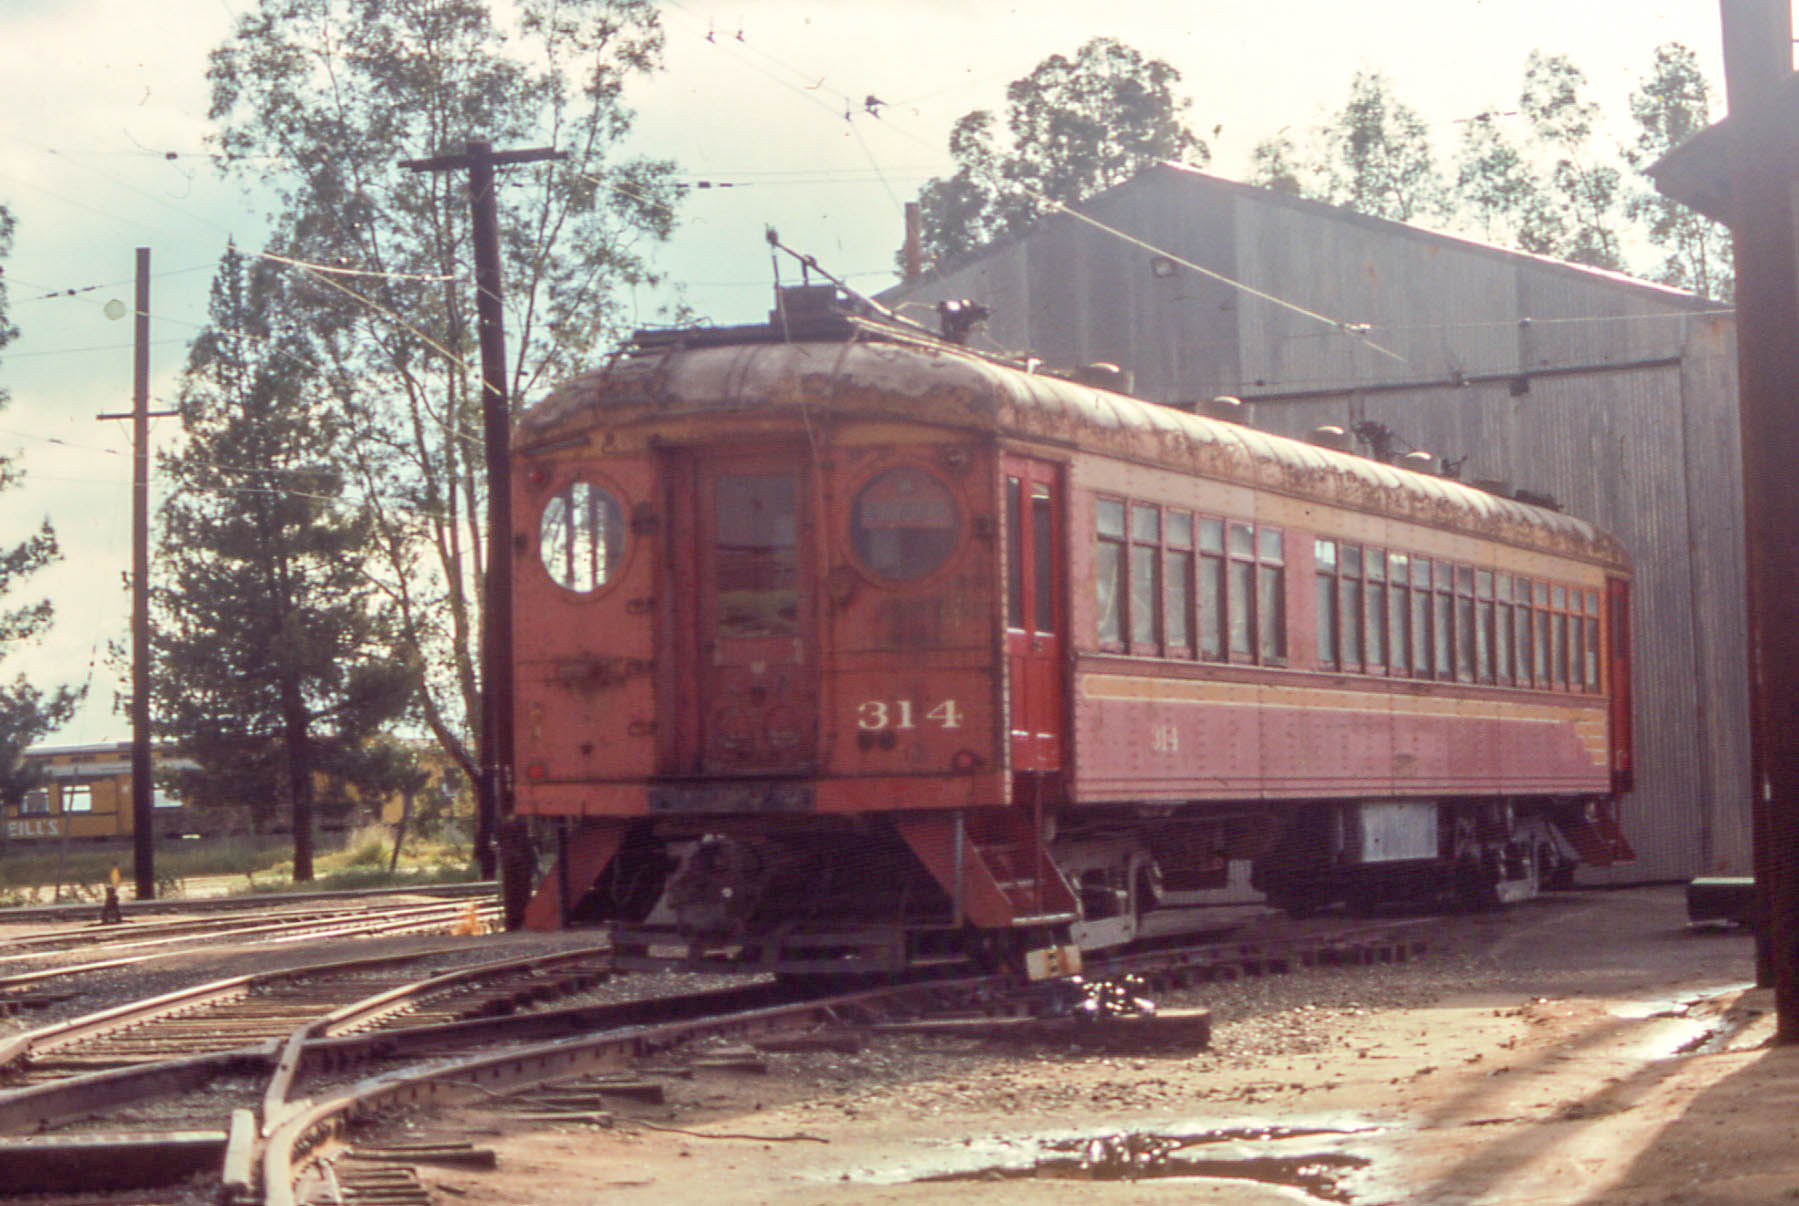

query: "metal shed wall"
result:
(884, 165), (1749, 883)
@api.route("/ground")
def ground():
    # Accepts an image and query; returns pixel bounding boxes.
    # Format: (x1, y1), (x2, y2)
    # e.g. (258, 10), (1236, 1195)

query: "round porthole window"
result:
(851, 467), (960, 582)
(539, 480), (626, 593)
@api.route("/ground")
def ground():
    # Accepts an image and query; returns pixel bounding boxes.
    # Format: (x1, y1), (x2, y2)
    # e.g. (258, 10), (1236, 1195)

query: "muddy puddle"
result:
(1609, 982), (1758, 1059)
(845, 1120), (1379, 1202)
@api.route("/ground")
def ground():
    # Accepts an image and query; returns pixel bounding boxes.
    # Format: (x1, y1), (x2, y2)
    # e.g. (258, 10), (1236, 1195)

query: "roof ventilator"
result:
(1201, 395), (1247, 424)
(1401, 450), (1440, 476)
(1308, 425), (1353, 452)
(1072, 362), (1134, 394)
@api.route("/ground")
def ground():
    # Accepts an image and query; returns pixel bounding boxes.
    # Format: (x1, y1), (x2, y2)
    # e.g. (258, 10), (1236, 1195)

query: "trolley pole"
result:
(401, 141), (564, 928)
(97, 249), (176, 900)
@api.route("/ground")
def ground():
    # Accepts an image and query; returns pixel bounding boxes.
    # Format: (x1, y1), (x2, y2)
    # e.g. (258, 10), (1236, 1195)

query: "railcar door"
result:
(1003, 457), (1067, 778)
(691, 452), (818, 775)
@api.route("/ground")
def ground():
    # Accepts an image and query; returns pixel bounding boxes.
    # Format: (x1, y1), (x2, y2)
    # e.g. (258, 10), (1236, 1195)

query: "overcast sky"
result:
(0, 0), (1745, 745)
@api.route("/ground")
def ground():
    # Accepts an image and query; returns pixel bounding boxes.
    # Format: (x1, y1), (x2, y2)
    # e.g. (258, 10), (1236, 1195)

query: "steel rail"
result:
(261, 944), (612, 1129)
(0, 879), (496, 926)
(259, 976), (995, 1206)
(0, 945), (487, 1085)
(0, 900), (500, 962)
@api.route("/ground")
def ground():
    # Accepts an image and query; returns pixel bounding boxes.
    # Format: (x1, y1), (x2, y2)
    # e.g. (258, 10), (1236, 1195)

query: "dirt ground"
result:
(372, 886), (1797, 1205)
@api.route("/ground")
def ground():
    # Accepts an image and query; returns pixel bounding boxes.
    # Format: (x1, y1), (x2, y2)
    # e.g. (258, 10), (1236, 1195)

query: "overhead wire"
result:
(665, 7), (1416, 368)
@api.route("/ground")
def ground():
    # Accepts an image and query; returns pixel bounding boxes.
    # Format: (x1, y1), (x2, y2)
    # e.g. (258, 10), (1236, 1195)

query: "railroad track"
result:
(0, 915), (1434, 1203)
(0, 895), (500, 962)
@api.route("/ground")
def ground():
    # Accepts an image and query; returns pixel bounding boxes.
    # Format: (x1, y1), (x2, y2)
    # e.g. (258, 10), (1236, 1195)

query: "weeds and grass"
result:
(0, 823), (479, 906)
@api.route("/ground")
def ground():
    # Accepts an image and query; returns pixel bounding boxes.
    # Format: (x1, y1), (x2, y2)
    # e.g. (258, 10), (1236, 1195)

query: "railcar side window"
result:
(1411, 558), (1433, 676)
(1365, 551), (1387, 670)
(1256, 528), (1286, 663)
(1095, 500), (1126, 646)
(1228, 523), (1255, 659)
(1129, 506), (1161, 649)
(1314, 539), (1339, 667)
(1097, 501), (1284, 665)
(1388, 553), (1411, 674)
(1198, 518), (1225, 659)
(1475, 570), (1495, 684)
(1495, 574), (1514, 685)
(1165, 512), (1194, 658)
(1433, 564), (1455, 680)
(1584, 591), (1602, 691)
(1514, 578), (1534, 685)
(1340, 544), (1364, 668)
(539, 480), (626, 594)
(1551, 584), (1570, 688)
(1454, 566), (1476, 682)
(852, 467), (960, 582)
(1535, 582), (1554, 687)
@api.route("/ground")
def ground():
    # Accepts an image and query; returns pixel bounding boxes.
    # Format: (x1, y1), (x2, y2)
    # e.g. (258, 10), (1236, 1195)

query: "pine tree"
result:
(0, 204), (78, 813)
(154, 248), (415, 880)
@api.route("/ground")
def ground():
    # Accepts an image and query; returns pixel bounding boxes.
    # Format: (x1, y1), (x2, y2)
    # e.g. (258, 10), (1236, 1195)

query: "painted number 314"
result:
(857, 700), (963, 731)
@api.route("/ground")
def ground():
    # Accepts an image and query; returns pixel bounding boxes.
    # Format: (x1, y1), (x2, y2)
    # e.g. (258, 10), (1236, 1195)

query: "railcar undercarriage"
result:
(545, 794), (1624, 977)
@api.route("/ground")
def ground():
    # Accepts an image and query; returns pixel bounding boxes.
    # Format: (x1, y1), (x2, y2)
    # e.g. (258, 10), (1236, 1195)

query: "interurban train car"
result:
(508, 285), (1634, 975)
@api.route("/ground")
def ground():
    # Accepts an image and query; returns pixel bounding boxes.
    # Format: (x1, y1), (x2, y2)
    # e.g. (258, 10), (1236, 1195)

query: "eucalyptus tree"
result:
(1453, 111), (1561, 254)
(913, 38), (1208, 267)
(1626, 43), (1733, 299)
(1520, 51), (1625, 270)
(205, 0), (682, 793)
(1314, 71), (1448, 224)
(154, 248), (416, 880)
(0, 205), (77, 814)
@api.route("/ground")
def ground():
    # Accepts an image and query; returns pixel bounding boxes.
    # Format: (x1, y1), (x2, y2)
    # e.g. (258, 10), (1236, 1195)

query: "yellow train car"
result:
(4, 742), (198, 844)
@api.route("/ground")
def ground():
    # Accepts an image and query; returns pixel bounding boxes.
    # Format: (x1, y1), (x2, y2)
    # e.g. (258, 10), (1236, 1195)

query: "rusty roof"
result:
(525, 331), (1628, 569)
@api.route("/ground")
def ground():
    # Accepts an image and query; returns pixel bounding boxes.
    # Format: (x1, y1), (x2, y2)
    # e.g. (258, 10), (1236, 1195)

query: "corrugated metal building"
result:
(882, 163), (1748, 883)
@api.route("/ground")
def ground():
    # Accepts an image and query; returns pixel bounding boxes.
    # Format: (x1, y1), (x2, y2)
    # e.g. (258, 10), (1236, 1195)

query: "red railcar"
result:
(510, 288), (1633, 975)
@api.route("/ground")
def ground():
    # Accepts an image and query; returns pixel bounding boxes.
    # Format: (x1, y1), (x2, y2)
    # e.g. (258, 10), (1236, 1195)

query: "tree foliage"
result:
(1453, 111), (1559, 253)
(205, 0), (682, 797)
(1518, 51), (1624, 270)
(913, 38), (1207, 267)
(0, 204), (78, 811)
(1314, 72), (1447, 224)
(1625, 43), (1733, 299)
(154, 248), (417, 880)
(1257, 47), (1725, 297)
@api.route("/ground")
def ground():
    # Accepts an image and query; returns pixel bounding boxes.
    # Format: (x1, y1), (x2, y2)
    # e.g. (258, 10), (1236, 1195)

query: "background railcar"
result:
(510, 288), (1633, 974)
(2, 742), (198, 844)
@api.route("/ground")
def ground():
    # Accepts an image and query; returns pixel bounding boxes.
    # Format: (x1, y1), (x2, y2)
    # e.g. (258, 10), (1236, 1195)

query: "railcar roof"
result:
(525, 310), (1627, 570)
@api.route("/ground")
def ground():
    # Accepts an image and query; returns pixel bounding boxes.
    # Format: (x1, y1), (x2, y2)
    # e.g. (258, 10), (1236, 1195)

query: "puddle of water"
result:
(1608, 982), (1751, 1020)
(1610, 983), (1756, 1060)
(846, 1120), (1380, 1202)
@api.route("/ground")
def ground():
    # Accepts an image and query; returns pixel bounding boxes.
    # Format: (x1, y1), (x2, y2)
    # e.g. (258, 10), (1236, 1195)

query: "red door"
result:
(693, 453), (816, 775)
(1003, 457), (1066, 776)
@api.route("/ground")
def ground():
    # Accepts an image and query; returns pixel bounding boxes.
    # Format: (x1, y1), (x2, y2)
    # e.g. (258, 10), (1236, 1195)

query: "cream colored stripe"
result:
(1078, 673), (1604, 725)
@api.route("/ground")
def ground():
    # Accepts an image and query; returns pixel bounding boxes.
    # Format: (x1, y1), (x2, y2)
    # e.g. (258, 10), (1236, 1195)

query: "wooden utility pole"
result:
(401, 140), (565, 928)
(1719, 0), (1799, 1035)
(97, 248), (176, 900)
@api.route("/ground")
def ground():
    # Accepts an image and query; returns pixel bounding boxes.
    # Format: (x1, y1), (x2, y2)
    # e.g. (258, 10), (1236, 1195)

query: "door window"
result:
(714, 474), (799, 639)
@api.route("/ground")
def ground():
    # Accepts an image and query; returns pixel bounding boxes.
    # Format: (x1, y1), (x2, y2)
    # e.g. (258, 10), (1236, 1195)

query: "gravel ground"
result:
(331, 886), (1774, 1206)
